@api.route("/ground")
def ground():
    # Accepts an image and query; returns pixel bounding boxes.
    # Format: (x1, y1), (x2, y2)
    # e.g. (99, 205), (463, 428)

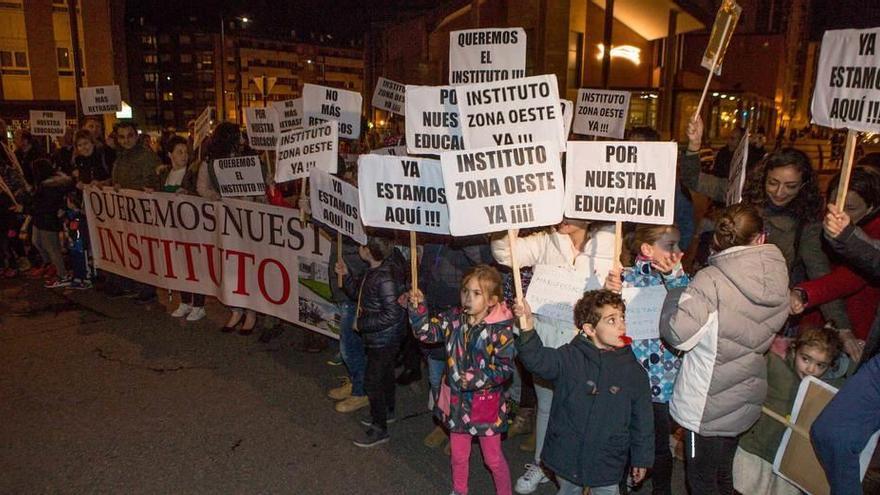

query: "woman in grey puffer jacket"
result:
(660, 203), (789, 495)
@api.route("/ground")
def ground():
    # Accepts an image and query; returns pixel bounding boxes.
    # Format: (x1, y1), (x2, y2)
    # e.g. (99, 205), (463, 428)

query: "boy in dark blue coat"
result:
(514, 290), (653, 495)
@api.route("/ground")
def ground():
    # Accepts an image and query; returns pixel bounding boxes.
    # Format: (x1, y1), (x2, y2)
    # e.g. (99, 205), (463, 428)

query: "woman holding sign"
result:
(491, 220), (615, 494)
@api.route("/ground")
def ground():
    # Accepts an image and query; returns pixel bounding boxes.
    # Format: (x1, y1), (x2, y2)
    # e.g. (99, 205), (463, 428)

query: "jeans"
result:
(69, 248), (88, 280)
(684, 430), (738, 495)
(450, 432), (511, 495)
(338, 301), (365, 396)
(652, 402), (673, 495)
(557, 476), (619, 495)
(534, 381), (554, 462)
(365, 344), (397, 430)
(427, 356), (445, 398)
(812, 354), (880, 495)
(31, 227), (66, 278)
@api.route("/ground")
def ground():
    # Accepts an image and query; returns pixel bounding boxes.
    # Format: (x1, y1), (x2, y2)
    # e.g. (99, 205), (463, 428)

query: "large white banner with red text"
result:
(83, 187), (340, 338)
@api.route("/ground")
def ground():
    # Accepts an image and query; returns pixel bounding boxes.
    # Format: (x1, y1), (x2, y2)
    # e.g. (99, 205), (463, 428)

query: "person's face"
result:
(556, 218), (588, 235)
(169, 143), (188, 168)
(794, 345), (832, 380)
(460, 277), (496, 323)
(582, 304), (627, 350)
(75, 137), (94, 157)
(83, 119), (101, 138)
(839, 190), (872, 225)
(752, 132), (767, 149)
(642, 231), (682, 260)
(116, 127), (138, 150)
(765, 165), (804, 207)
(13, 131), (28, 150)
(357, 245), (373, 263)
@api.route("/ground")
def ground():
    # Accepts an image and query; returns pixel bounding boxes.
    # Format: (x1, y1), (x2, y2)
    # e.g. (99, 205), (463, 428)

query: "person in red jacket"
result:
(791, 165), (880, 363)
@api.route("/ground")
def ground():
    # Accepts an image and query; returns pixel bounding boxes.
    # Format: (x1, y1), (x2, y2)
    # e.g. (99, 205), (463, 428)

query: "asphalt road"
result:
(0, 278), (684, 494)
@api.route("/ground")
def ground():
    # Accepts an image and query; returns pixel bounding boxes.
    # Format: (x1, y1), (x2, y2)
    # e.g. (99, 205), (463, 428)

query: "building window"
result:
(159, 54), (171, 63)
(159, 34), (170, 44)
(144, 73), (157, 82)
(180, 53), (192, 63)
(145, 90), (156, 100)
(14, 51), (28, 68)
(144, 54), (157, 64)
(56, 47), (71, 69)
(163, 110), (175, 121)
(163, 92), (174, 101)
(567, 31), (583, 89)
(183, 91), (194, 99)
(0, 51), (12, 67)
(200, 53), (213, 65)
(179, 35), (191, 45)
(141, 35), (156, 47)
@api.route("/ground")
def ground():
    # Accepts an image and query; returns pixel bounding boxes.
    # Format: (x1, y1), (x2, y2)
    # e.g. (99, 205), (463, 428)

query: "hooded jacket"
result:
(517, 331), (654, 487)
(342, 251), (407, 349)
(26, 173), (73, 232)
(660, 243), (790, 436)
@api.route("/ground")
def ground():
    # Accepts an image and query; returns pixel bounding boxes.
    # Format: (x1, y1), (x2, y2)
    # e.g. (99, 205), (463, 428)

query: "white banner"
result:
(405, 85), (465, 155)
(302, 84), (362, 139)
(244, 107), (279, 151)
(726, 130), (749, 205)
(449, 28), (527, 85)
(811, 28), (880, 132)
(29, 110), (66, 137)
(213, 155), (266, 197)
(79, 85), (122, 115)
(440, 141), (563, 236)
(372, 77), (406, 116)
(621, 285), (668, 341)
(525, 265), (606, 324)
(564, 142), (677, 225)
(561, 99), (574, 141)
(271, 98), (304, 133)
(358, 155), (449, 235)
(457, 74), (566, 151)
(275, 122), (337, 183)
(310, 169), (367, 245)
(193, 106), (213, 149)
(83, 187), (341, 337)
(573, 89), (631, 139)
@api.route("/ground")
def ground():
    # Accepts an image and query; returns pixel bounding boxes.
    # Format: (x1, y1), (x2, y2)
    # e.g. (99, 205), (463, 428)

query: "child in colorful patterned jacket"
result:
(406, 264), (516, 495)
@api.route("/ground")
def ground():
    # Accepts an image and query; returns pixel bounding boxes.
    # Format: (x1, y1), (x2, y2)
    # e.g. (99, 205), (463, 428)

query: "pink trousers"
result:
(450, 432), (512, 495)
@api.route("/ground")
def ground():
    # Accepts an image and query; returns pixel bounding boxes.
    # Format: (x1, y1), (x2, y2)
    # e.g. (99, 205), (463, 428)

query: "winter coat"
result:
(26, 173), (72, 232)
(342, 254), (407, 349)
(797, 213), (880, 340)
(492, 225), (616, 348)
(15, 146), (44, 187)
(73, 149), (112, 185)
(517, 330), (654, 487)
(623, 258), (690, 403)
(111, 144), (161, 191)
(158, 163), (199, 194)
(410, 303), (515, 436)
(660, 243), (790, 436)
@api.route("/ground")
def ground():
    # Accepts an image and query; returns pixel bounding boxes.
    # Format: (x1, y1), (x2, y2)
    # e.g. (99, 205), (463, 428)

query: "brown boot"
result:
(327, 378), (352, 400)
(335, 394), (369, 413)
(507, 407), (534, 438)
(520, 430), (537, 452)
(423, 425), (448, 448)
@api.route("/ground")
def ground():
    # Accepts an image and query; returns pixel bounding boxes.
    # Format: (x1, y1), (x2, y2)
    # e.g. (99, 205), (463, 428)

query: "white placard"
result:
(244, 107), (279, 151)
(440, 141), (563, 236)
(726, 130), (749, 206)
(193, 106), (213, 149)
(310, 168), (367, 245)
(302, 84), (362, 139)
(564, 142), (678, 225)
(573, 89), (631, 139)
(701, 0), (742, 76)
(275, 122), (338, 183)
(271, 98), (303, 133)
(213, 155), (266, 197)
(449, 28), (527, 85)
(621, 285), (668, 341)
(373, 145), (408, 156)
(358, 155), (449, 235)
(79, 85), (122, 115)
(525, 265), (605, 324)
(29, 111), (66, 137)
(560, 99), (574, 140)
(405, 85), (465, 155)
(811, 27), (880, 133)
(457, 74), (566, 151)
(372, 77), (406, 116)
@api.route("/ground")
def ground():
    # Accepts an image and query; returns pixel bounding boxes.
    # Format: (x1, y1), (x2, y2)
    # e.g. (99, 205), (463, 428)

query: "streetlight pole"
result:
(219, 16), (226, 122)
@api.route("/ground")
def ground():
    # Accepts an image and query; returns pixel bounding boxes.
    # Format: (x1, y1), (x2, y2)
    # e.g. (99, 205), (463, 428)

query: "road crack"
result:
(93, 347), (217, 374)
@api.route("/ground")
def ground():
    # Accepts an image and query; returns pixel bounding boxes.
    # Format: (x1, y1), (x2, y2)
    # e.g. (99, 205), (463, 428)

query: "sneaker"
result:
(171, 303), (193, 318)
(45, 276), (72, 289)
(69, 279), (93, 290)
(326, 352), (344, 366)
(358, 410), (396, 427)
(514, 464), (549, 494)
(352, 425), (389, 448)
(335, 394), (369, 413)
(186, 307), (206, 321)
(327, 378), (352, 400)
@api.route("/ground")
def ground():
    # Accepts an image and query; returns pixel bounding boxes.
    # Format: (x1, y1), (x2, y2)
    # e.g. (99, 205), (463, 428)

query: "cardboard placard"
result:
(621, 285), (668, 341)
(372, 145), (408, 156)
(701, 0), (742, 76)
(28, 110), (66, 137)
(193, 106), (213, 149)
(572, 89), (631, 139)
(275, 122), (337, 183)
(358, 154), (449, 235)
(271, 98), (304, 133)
(309, 168), (367, 245)
(244, 107), (279, 151)
(212, 155), (266, 197)
(726, 130), (750, 205)
(457, 74), (566, 151)
(564, 142), (678, 225)
(405, 85), (465, 155)
(560, 99), (574, 141)
(525, 265), (606, 324)
(372, 77), (406, 116)
(440, 141), (563, 236)
(302, 84), (362, 140)
(811, 27), (880, 133)
(449, 28), (527, 85)
(79, 85), (122, 115)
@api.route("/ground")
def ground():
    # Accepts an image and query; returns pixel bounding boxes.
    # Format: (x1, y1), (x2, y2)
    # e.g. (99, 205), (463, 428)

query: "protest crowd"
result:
(2, 12), (880, 495)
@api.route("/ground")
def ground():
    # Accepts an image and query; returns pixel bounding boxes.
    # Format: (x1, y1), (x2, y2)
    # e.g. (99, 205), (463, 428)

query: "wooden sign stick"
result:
(835, 129), (859, 207)
(508, 229), (527, 328)
(300, 178), (310, 224)
(613, 221), (624, 268)
(762, 406), (810, 439)
(336, 232), (344, 287)
(410, 231), (418, 306)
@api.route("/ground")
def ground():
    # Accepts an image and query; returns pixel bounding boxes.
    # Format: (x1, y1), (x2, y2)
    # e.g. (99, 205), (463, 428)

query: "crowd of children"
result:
(3, 112), (879, 495)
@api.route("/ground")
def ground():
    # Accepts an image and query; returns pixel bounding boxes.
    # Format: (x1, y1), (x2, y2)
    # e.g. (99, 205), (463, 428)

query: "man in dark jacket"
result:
(515, 290), (653, 494)
(13, 129), (45, 188)
(337, 235), (406, 448)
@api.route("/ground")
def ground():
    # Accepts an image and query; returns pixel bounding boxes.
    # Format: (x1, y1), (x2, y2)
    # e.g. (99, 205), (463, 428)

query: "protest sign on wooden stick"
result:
(694, 1), (741, 119)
